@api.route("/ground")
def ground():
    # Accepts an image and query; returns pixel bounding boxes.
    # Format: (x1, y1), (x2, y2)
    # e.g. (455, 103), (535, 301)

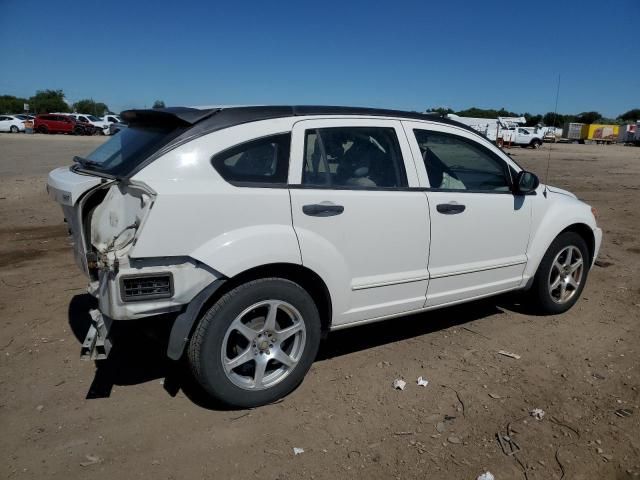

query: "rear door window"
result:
(303, 127), (408, 189)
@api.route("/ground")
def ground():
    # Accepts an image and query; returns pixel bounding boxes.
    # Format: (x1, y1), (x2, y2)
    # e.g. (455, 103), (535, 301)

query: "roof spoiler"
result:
(120, 107), (220, 127)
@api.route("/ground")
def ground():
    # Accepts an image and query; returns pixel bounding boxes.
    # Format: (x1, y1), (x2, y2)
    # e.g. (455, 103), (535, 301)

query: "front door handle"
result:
(436, 203), (466, 215)
(303, 203), (344, 217)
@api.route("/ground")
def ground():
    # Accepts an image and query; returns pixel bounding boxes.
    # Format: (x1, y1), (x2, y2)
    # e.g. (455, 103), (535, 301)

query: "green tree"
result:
(575, 111), (602, 124)
(455, 107), (520, 118)
(618, 108), (640, 122)
(524, 113), (543, 127)
(29, 89), (69, 113)
(73, 99), (109, 115)
(542, 112), (570, 127)
(426, 106), (454, 116)
(0, 95), (29, 114)
(152, 100), (166, 109)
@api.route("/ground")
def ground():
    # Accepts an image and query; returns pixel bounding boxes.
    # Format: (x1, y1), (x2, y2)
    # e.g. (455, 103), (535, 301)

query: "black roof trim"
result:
(121, 105), (481, 137)
(120, 105), (487, 179)
(121, 107), (219, 126)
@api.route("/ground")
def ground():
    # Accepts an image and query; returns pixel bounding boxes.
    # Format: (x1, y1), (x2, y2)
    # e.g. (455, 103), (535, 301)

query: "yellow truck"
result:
(586, 124), (619, 144)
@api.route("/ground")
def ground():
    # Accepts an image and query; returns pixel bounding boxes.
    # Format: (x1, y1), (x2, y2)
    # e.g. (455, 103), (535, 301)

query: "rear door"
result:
(403, 121), (532, 307)
(289, 118), (431, 327)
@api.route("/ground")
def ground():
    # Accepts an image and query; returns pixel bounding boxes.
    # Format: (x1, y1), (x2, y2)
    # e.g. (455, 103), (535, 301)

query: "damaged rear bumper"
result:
(81, 309), (113, 361)
(80, 258), (221, 360)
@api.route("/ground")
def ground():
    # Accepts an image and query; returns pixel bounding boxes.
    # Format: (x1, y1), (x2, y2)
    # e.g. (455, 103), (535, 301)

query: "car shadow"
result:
(67, 293), (530, 410)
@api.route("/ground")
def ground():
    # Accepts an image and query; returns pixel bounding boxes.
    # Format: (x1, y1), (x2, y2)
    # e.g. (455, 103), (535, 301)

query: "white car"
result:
(0, 115), (26, 133)
(102, 114), (122, 125)
(47, 106), (602, 407)
(68, 114), (110, 135)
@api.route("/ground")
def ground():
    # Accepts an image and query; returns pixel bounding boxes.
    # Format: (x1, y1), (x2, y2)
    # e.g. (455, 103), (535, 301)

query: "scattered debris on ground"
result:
(530, 408), (545, 420)
(392, 378), (406, 390)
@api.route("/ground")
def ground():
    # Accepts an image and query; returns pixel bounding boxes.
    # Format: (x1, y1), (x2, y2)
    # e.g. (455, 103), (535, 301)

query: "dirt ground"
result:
(1, 133), (639, 480)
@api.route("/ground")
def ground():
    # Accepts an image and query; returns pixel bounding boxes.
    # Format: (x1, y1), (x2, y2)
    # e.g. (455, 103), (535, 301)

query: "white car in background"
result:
(68, 114), (110, 135)
(47, 106), (602, 408)
(0, 115), (26, 133)
(102, 114), (122, 125)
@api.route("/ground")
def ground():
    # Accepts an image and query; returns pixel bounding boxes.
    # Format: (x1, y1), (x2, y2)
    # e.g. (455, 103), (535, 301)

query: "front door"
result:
(403, 122), (532, 307)
(289, 118), (431, 327)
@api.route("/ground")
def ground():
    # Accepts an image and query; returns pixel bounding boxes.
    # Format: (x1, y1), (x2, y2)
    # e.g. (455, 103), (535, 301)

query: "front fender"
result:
(524, 195), (598, 282)
(190, 224), (302, 277)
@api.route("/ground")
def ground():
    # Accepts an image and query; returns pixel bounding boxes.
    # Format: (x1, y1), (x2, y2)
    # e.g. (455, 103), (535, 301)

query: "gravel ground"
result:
(1, 133), (639, 480)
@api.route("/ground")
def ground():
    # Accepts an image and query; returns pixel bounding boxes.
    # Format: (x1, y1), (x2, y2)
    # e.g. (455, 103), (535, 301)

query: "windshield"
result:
(77, 125), (185, 178)
(87, 115), (101, 121)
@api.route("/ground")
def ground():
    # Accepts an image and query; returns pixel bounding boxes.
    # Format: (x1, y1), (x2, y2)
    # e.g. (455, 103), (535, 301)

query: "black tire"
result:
(73, 127), (83, 136)
(188, 278), (321, 408)
(37, 125), (48, 134)
(529, 232), (590, 314)
(10, 125), (19, 133)
(530, 139), (542, 149)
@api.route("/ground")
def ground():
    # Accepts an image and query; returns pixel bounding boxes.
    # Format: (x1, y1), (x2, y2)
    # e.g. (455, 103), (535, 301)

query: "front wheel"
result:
(530, 232), (589, 314)
(530, 139), (542, 149)
(188, 278), (321, 408)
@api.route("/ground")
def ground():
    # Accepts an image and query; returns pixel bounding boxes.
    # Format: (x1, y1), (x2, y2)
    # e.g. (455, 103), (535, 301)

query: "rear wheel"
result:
(10, 125), (19, 133)
(530, 232), (589, 314)
(188, 278), (321, 408)
(530, 139), (542, 149)
(37, 125), (48, 134)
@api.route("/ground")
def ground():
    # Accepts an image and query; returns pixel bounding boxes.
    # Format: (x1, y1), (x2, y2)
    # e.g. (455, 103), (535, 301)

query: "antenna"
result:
(544, 74), (561, 197)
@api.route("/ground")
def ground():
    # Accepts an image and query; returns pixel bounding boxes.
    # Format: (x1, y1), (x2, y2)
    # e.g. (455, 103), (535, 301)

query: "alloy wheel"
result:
(220, 300), (306, 390)
(548, 245), (584, 304)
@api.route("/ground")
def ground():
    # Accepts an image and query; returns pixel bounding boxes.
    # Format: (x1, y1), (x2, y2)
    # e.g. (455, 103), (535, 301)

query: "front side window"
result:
(413, 129), (510, 192)
(303, 127), (407, 188)
(212, 133), (291, 185)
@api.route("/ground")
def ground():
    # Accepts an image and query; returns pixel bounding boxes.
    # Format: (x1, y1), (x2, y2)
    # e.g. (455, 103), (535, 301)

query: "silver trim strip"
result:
(332, 285), (522, 331)
(429, 260), (526, 279)
(352, 275), (429, 291)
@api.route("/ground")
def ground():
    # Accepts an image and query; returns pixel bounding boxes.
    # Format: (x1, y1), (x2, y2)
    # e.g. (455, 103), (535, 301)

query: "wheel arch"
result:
(559, 222), (595, 264)
(524, 220), (596, 288)
(167, 262), (333, 360)
(213, 263), (332, 333)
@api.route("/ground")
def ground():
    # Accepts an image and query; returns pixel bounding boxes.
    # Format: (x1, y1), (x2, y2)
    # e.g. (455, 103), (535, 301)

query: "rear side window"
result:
(212, 133), (291, 185)
(303, 127), (407, 189)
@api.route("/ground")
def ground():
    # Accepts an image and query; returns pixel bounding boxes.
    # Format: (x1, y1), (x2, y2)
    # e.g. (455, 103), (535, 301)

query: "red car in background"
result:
(34, 114), (95, 135)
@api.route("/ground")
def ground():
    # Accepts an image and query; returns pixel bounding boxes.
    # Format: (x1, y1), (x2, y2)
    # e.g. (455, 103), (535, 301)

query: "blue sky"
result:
(1, 0), (638, 116)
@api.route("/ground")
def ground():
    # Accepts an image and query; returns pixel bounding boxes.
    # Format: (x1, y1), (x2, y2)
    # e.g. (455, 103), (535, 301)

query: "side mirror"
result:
(515, 170), (539, 194)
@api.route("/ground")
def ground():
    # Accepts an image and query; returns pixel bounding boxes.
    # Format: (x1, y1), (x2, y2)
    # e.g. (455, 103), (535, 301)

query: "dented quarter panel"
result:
(130, 118), (302, 275)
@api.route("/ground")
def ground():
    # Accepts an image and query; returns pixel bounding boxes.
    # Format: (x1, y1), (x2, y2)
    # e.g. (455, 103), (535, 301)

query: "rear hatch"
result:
(47, 108), (214, 276)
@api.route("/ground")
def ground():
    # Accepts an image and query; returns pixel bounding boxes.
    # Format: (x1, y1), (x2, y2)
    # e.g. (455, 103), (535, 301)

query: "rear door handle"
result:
(303, 203), (344, 217)
(436, 203), (466, 215)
